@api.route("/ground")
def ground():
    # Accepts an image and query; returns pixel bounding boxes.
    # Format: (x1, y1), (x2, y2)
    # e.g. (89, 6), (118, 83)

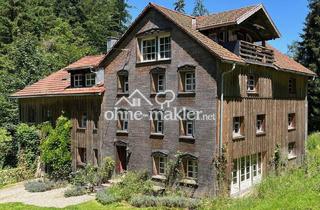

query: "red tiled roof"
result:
(196, 5), (258, 29)
(270, 46), (316, 76)
(66, 55), (106, 70)
(11, 57), (105, 98)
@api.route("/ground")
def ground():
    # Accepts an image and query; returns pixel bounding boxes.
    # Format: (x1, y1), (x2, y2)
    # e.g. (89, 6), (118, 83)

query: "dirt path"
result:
(0, 182), (95, 208)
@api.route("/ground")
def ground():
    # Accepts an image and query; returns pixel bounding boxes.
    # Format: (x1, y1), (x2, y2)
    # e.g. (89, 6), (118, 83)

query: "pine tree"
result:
(174, 0), (185, 13)
(296, 0), (320, 132)
(192, 0), (209, 16)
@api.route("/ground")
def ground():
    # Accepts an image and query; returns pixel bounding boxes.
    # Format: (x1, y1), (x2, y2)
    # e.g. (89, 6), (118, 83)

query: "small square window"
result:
(85, 73), (96, 87)
(288, 113), (296, 130)
(73, 74), (83, 88)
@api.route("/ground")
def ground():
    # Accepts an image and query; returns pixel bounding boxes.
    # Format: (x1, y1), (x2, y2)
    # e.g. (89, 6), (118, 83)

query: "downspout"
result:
(219, 62), (236, 156)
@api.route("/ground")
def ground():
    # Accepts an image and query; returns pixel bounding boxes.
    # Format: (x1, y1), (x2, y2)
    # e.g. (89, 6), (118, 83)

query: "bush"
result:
(70, 164), (101, 190)
(64, 186), (87, 197)
(15, 124), (40, 170)
(129, 195), (200, 208)
(96, 189), (121, 205)
(0, 167), (33, 186)
(24, 180), (55, 192)
(0, 128), (14, 169)
(99, 157), (115, 182)
(41, 116), (72, 180)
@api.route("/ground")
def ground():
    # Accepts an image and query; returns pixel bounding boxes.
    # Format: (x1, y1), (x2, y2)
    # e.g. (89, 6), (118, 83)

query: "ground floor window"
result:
(231, 153), (262, 195)
(152, 155), (167, 177)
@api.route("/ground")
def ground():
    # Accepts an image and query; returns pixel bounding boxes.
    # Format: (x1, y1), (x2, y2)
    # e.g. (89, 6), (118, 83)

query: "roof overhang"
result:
(10, 92), (104, 99)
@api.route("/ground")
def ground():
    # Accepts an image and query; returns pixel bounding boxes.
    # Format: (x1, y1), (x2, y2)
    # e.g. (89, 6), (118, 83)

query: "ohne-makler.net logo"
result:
(104, 89), (215, 121)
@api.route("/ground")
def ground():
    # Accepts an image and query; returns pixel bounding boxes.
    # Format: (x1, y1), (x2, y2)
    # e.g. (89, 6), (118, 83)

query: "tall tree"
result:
(174, 0), (185, 13)
(295, 0), (320, 132)
(192, 0), (209, 16)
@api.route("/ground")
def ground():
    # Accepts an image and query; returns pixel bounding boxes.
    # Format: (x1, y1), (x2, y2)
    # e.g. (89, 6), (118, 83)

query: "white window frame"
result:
(187, 159), (198, 179)
(85, 73), (96, 87)
(141, 37), (157, 62)
(73, 74), (83, 88)
(158, 35), (171, 60)
(233, 117), (242, 137)
(185, 72), (196, 92)
(256, 115), (265, 134)
(186, 120), (194, 136)
(156, 120), (163, 134)
(158, 156), (167, 175)
(247, 75), (256, 92)
(157, 73), (165, 92)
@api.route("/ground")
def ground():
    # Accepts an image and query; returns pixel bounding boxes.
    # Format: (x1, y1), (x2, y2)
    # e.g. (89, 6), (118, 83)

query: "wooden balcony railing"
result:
(223, 40), (275, 65)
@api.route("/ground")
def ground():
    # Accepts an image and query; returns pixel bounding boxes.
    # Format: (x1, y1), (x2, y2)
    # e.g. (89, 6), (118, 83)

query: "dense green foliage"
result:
(192, 0), (209, 16)
(64, 186), (87, 198)
(0, 128), (14, 168)
(0, 167), (33, 187)
(41, 116), (72, 180)
(293, 0), (320, 132)
(173, 0), (185, 13)
(0, 0), (130, 129)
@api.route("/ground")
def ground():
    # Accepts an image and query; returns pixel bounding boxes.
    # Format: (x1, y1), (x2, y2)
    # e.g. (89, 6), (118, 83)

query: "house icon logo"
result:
(115, 89), (153, 107)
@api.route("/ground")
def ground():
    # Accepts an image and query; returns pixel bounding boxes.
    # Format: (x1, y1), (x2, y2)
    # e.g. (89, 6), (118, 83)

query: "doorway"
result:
(116, 145), (127, 174)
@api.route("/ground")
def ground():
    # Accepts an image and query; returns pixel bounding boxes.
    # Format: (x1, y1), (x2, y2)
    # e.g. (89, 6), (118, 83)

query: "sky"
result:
(127, 0), (309, 53)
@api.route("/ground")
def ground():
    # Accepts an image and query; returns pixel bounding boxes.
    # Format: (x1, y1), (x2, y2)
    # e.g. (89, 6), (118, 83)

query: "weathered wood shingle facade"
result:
(12, 3), (316, 197)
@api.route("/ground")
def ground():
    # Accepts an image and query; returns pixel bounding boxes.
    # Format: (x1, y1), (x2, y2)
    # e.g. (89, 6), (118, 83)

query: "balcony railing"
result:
(223, 40), (275, 65)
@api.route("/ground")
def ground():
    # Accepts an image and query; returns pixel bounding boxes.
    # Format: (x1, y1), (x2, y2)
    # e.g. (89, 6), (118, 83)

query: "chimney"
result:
(192, 18), (197, 30)
(107, 37), (119, 52)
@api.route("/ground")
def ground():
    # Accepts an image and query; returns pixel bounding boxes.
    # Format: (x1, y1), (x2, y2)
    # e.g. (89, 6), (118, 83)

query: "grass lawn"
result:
(0, 201), (176, 210)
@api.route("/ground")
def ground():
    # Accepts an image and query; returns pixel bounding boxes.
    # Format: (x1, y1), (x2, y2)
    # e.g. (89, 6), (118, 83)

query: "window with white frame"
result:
(159, 36), (171, 60)
(85, 73), (96, 87)
(158, 156), (167, 175)
(233, 116), (244, 138)
(187, 159), (198, 179)
(185, 72), (196, 92)
(152, 154), (167, 176)
(151, 110), (164, 134)
(140, 35), (171, 62)
(180, 110), (195, 137)
(73, 74), (83, 87)
(117, 71), (129, 94)
(256, 114), (266, 134)
(80, 113), (87, 128)
(288, 113), (296, 130)
(247, 75), (257, 93)
(142, 38), (157, 61)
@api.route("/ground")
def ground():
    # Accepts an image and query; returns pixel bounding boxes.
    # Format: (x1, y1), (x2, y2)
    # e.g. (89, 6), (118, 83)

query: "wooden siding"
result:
(19, 96), (103, 169)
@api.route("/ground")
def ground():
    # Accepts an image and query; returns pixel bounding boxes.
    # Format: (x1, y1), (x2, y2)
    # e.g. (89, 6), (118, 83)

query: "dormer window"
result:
(73, 74), (83, 87)
(85, 73), (96, 87)
(139, 34), (171, 62)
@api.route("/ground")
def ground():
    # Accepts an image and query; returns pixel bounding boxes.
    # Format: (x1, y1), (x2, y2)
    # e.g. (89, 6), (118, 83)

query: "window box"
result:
(232, 134), (245, 141)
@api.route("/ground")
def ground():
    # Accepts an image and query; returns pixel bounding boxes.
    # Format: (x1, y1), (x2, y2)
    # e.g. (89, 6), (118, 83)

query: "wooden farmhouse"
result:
(12, 3), (316, 196)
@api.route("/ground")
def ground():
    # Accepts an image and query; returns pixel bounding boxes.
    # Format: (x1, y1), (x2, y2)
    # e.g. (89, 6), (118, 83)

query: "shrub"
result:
(15, 124), (40, 170)
(99, 157), (115, 182)
(41, 116), (72, 180)
(0, 167), (33, 186)
(70, 164), (101, 191)
(129, 195), (200, 208)
(0, 128), (14, 169)
(64, 186), (87, 197)
(24, 180), (55, 192)
(96, 189), (121, 205)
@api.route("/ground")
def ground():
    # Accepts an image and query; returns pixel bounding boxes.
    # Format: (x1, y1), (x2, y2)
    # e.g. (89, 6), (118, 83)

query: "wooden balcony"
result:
(223, 40), (275, 65)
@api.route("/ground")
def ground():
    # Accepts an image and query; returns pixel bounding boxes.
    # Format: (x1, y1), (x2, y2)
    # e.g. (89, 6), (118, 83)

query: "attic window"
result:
(73, 74), (83, 88)
(85, 73), (96, 87)
(139, 34), (171, 62)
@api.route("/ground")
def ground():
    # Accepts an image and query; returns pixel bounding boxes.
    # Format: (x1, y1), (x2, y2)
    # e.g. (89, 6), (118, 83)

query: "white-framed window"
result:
(156, 120), (163, 134)
(118, 71), (129, 93)
(151, 110), (164, 134)
(159, 156), (167, 175)
(85, 73), (96, 87)
(185, 72), (196, 92)
(288, 142), (296, 159)
(80, 113), (87, 128)
(141, 38), (157, 61)
(288, 78), (296, 94)
(247, 75), (256, 92)
(233, 116), (243, 137)
(157, 74), (165, 92)
(187, 159), (198, 179)
(288, 113), (296, 130)
(73, 74), (83, 87)
(256, 114), (266, 134)
(180, 110), (195, 137)
(186, 121), (194, 136)
(158, 36), (171, 60)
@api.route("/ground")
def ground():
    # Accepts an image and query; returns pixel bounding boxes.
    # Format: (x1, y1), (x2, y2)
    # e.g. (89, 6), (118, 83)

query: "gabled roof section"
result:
(197, 4), (281, 39)
(65, 54), (106, 71)
(104, 2), (244, 65)
(11, 56), (105, 98)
